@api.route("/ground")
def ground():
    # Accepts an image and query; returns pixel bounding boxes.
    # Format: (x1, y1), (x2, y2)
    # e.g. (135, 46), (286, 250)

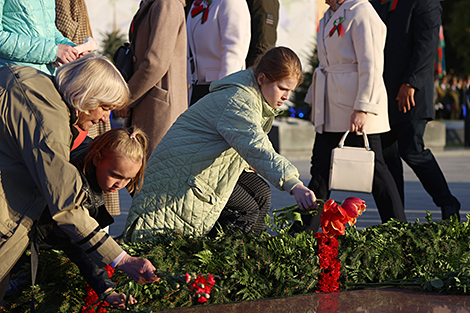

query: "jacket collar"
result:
(129, 0), (155, 39)
(68, 108), (79, 147)
(187, 0), (209, 37)
(247, 70), (283, 117)
(53, 76), (80, 145)
(262, 98), (283, 118)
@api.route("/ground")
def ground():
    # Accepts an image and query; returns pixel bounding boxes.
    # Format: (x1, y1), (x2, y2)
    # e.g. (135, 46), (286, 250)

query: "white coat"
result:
(306, 0), (390, 134)
(186, 0), (251, 86)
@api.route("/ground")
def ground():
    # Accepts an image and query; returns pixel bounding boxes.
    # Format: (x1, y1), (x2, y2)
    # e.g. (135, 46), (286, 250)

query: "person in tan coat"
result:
(114, 0), (188, 158)
(0, 55), (158, 302)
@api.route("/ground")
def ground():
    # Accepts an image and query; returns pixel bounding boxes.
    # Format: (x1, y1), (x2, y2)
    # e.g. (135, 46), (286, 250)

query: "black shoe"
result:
(441, 196), (461, 222)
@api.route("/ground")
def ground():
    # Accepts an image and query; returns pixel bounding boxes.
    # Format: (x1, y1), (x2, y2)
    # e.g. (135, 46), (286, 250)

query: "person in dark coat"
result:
(245, 0), (279, 68)
(371, 0), (461, 221)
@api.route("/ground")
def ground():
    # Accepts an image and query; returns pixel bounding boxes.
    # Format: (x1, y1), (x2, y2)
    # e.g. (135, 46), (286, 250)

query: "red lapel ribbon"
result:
(191, 0), (212, 24)
(329, 17), (345, 37)
(130, 1), (146, 34)
(130, 11), (139, 34)
(381, 0), (398, 12)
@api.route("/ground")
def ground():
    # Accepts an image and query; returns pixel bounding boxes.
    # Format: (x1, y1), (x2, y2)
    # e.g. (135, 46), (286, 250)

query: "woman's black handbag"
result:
(113, 42), (134, 82)
(112, 3), (151, 81)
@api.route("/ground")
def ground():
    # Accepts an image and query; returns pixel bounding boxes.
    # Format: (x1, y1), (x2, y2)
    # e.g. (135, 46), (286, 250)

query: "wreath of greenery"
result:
(3, 213), (469, 312)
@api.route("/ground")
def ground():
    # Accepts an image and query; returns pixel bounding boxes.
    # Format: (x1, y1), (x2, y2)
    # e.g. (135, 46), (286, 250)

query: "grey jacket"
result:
(0, 66), (122, 281)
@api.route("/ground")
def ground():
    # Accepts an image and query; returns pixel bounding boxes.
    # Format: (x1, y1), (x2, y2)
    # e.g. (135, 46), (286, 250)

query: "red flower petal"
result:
(322, 199), (337, 213)
(342, 197), (366, 217)
(198, 295), (208, 303)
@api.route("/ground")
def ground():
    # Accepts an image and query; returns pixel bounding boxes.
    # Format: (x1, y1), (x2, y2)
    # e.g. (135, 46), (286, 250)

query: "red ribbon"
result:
(329, 24), (343, 37)
(329, 17), (344, 37)
(191, 0), (212, 24)
(381, 0), (398, 12)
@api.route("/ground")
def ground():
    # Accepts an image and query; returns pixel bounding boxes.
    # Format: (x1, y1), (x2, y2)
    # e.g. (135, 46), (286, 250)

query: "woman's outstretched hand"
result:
(291, 184), (318, 211)
(116, 253), (160, 284)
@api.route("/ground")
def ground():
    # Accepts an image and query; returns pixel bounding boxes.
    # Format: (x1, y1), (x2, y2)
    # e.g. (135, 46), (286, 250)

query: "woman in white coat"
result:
(291, 0), (406, 233)
(186, 0), (251, 105)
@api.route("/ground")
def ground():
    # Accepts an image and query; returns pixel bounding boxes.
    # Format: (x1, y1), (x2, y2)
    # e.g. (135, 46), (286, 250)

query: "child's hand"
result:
(291, 183), (318, 211)
(105, 289), (137, 309)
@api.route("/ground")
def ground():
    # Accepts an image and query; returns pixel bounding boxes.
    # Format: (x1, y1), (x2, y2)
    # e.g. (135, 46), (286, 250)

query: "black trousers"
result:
(189, 84), (210, 106)
(381, 119), (456, 208)
(0, 272), (10, 303)
(291, 132), (406, 233)
(208, 171), (271, 237)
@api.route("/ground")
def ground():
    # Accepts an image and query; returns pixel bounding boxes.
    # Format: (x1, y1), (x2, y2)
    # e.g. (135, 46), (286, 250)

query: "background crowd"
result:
(434, 74), (470, 120)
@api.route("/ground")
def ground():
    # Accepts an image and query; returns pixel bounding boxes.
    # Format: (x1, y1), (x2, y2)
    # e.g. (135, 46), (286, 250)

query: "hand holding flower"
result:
(291, 184), (318, 211)
(104, 289), (137, 309)
(116, 253), (160, 283)
(272, 197), (366, 237)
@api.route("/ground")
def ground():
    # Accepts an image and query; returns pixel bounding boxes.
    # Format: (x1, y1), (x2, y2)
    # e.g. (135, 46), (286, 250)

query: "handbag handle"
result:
(338, 130), (371, 151)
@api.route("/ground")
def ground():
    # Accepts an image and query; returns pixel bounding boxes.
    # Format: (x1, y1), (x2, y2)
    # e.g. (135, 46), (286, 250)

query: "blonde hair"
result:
(83, 127), (148, 193)
(253, 46), (303, 85)
(55, 54), (130, 113)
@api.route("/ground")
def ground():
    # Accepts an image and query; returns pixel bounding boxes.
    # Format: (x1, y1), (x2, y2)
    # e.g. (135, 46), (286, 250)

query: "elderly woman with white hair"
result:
(0, 54), (159, 303)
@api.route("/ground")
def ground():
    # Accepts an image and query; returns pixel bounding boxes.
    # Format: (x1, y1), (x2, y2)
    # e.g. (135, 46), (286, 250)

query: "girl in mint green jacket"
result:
(125, 47), (318, 240)
(0, 0), (77, 74)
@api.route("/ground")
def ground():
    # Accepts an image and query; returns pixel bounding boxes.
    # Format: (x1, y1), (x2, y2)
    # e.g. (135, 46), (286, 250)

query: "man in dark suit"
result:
(371, 0), (460, 220)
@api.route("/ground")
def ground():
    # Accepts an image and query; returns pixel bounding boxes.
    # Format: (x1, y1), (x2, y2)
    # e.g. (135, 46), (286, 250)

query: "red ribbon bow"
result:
(191, 0), (212, 24)
(381, 0), (398, 12)
(329, 17), (345, 37)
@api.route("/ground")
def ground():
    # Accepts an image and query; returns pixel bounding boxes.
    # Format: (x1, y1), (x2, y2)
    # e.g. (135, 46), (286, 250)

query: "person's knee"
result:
(397, 136), (426, 159)
(258, 180), (271, 199)
(398, 144), (431, 163)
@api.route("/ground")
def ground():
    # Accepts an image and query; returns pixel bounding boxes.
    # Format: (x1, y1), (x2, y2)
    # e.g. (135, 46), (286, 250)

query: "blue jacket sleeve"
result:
(0, 0), (75, 64)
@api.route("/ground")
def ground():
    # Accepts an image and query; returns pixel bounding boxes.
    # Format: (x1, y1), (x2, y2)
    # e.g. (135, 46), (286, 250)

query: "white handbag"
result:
(329, 130), (375, 193)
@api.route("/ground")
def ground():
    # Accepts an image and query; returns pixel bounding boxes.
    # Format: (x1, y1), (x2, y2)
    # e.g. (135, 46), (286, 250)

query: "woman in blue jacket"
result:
(0, 0), (78, 74)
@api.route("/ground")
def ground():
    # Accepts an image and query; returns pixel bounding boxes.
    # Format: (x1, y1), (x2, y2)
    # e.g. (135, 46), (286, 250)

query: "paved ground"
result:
(109, 148), (470, 237)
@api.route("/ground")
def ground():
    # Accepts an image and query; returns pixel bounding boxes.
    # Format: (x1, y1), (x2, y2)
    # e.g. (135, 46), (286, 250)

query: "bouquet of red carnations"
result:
(273, 197), (366, 292)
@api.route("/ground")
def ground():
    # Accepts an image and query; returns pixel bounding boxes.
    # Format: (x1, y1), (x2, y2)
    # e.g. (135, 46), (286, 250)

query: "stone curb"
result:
(432, 147), (470, 157)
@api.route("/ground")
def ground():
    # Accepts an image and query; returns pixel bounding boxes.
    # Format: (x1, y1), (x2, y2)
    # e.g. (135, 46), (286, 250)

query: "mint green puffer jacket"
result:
(0, 0), (74, 74)
(125, 69), (303, 240)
